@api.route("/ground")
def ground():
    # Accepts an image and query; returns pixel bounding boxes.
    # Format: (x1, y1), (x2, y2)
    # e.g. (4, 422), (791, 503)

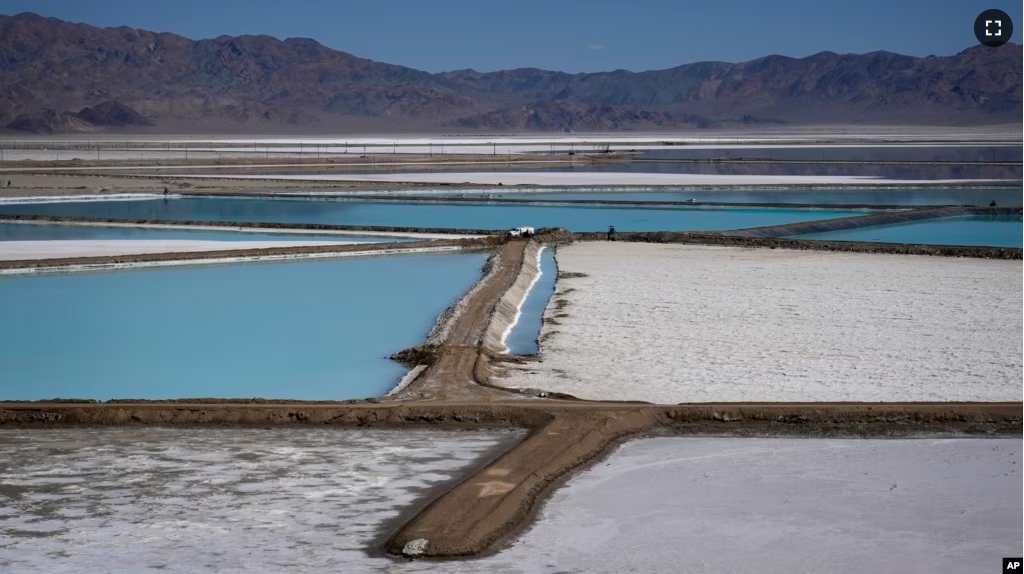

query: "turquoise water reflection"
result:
(0, 197), (868, 232)
(797, 215), (1022, 248)
(0, 253), (487, 401)
(502, 187), (1021, 206)
(505, 248), (557, 355)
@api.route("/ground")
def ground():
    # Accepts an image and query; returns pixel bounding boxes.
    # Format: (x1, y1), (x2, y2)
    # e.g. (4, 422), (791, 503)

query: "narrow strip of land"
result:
(181, 192), (957, 210)
(149, 171), (1018, 187)
(389, 239), (530, 402)
(724, 205), (1022, 238)
(3, 213), (1020, 261)
(1, 401), (1019, 559)
(0, 235), (495, 273)
(3, 234), (1020, 560)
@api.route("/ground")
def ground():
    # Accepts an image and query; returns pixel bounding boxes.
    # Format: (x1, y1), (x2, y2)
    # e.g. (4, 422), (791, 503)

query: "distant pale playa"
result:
(166, 171), (1011, 187)
(1, 129), (1018, 161)
(498, 243), (1023, 402)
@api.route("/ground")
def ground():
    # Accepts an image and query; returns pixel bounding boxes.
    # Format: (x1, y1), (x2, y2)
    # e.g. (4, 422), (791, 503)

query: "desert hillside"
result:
(0, 12), (1020, 133)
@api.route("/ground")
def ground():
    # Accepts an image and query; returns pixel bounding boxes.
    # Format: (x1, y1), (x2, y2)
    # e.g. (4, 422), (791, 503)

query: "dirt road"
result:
(2, 400), (1019, 558)
(388, 239), (529, 402)
(2, 231), (1020, 561)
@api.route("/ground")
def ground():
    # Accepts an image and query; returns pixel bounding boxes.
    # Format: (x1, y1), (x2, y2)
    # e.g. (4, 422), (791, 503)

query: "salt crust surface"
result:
(0, 428), (521, 574)
(499, 243), (1022, 402)
(477, 437), (1022, 574)
(1, 430), (1017, 573)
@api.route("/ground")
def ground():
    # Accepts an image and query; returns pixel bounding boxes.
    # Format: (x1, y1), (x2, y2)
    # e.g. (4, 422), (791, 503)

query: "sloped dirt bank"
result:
(3, 221), (1019, 562)
(0, 237), (494, 271)
(387, 240), (529, 402)
(725, 206), (1021, 238)
(2, 400), (1018, 560)
(480, 241), (543, 354)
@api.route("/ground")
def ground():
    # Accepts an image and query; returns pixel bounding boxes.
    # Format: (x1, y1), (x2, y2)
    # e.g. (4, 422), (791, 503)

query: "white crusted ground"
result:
(0, 238), (351, 260)
(0, 428), (523, 574)
(474, 437), (1022, 574)
(496, 242), (1023, 402)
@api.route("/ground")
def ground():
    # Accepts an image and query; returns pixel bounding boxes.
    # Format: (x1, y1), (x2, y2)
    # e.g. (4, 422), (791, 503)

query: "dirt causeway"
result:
(2, 235), (1021, 561)
(387, 240), (529, 402)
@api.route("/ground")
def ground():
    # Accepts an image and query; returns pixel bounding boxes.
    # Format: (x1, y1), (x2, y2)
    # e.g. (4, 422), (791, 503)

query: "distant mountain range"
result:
(0, 12), (1020, 133)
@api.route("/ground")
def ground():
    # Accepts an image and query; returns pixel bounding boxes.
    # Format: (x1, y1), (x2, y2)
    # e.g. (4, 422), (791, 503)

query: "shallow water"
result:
(0, 222), (413, 243)
(0, 427), (524, 574)
(797, 215), (1023, 248)
(0, 252), (487, 400)
(498, 186), (1022, 206)
(0, 197), (870, 232)
(504, 248), (557, 355)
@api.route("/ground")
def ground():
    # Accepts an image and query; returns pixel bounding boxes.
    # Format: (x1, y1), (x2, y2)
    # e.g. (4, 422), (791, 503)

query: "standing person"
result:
(607, 226), (617, 241)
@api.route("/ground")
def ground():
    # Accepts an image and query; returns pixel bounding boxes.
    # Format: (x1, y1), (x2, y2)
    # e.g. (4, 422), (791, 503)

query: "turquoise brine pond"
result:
(505, 248), (557, 355)
(0, 196), (869, 232)
(499, 187), (1022, 206)
(796, 215), (1022, 248)
(0, 222), (411, 243)
(0, 253), (488, 401)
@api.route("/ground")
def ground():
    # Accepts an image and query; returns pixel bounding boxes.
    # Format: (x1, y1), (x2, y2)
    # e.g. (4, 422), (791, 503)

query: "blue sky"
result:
(2, 0), (1020, 73)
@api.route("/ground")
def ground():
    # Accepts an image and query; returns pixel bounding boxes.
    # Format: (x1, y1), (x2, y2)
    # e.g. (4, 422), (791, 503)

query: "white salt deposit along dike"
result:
(0, 239), (351, 261)
(496, 242), (1023, 403)
(0, 244), (468, 276)
(482, 241), (545, 354)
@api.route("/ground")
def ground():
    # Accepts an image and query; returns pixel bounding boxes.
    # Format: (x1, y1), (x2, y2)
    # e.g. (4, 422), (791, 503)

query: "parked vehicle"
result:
(507, 226), (535, 239)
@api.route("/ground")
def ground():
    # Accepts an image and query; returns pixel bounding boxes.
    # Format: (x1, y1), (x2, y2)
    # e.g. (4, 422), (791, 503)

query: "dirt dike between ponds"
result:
(387, 239), (534, 402)
(2, 236), (1021, 561)
(723, 205), (1022, 238)
(568, 206), (1022, 259)
(480, 241), (543, 355)
(0, 214), (504, 236)
(1, 400), (1019, 560)
(0, 235), (499, 271)
(571, 231), (1022, 259)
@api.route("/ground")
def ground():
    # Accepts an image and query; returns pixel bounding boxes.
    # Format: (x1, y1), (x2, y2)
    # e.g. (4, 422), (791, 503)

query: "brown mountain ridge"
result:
(0, 12), (1020, 133)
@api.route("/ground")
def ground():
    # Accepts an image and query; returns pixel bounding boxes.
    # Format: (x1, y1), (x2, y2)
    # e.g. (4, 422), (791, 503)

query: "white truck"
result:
(507, 226), (535, 239)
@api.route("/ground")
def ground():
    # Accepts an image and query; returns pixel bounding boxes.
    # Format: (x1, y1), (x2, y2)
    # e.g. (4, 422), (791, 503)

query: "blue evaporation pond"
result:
(0, 222), (412, 242)
(0, 197), (868, 232)
(0, 253), (488, 401)
(504, 248), (557, 355)
(507, 187), (1022, 207)
(796, 215), (1022, 248)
